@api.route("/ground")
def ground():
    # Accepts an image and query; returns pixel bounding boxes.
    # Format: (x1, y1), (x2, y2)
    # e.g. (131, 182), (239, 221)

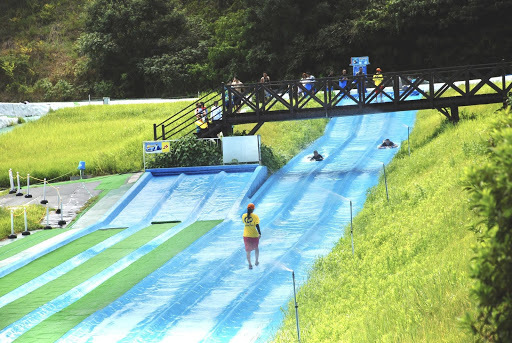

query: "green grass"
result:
(0, 223), (179, 330)
(273, 103), (504, 342)
(16, 220), (221, 342)
(0, 102), (192, 188)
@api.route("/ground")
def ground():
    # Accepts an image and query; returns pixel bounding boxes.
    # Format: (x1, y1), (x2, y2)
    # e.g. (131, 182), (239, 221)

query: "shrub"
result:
(464, 108), (512, 342)
(260, 144), (286, 173)
(32, 78), (75, 101)
(146, 136), (222, 168)
(93, 80), (114, 98)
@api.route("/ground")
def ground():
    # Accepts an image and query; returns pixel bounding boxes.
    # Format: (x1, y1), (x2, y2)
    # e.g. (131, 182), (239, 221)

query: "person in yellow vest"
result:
(373, 67), (384, 102)
(242, 203), (261, 269)
(195, 113), (208, 134)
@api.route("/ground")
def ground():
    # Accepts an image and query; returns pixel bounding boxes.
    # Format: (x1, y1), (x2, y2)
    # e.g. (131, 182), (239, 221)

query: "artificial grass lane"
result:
(13, 220), (221, 343)
(0, 229), (119, 297)
(0, 229), (71, 262)
(0, 223), (177, 330)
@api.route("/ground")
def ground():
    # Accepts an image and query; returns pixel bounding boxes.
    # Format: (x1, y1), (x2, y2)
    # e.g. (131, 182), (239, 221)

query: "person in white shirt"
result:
(210, 100), (222, 121)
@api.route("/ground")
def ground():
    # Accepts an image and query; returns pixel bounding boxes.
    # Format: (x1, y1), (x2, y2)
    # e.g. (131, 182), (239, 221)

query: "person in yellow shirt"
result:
(373, 67), (384, 103)
(242, 203), (261, 269)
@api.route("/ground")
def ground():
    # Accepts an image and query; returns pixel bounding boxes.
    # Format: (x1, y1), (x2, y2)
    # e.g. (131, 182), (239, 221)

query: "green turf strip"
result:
(0, 229), (119, 297)
(16, 220), (221, 343)
(0, 174), (133, 254)
(0, 229), (71, 262)
(0, 223), (177, 330)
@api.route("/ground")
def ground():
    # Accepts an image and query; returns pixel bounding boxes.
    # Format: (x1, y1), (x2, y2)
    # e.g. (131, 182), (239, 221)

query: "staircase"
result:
(153, 91), (225, 140)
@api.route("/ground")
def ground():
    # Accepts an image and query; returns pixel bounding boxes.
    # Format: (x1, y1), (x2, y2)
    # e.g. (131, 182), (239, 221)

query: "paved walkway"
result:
(0, 173), (142, 246)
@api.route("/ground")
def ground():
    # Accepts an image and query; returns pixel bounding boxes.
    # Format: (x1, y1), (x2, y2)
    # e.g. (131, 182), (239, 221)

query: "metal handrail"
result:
(152, 61), (512, 140)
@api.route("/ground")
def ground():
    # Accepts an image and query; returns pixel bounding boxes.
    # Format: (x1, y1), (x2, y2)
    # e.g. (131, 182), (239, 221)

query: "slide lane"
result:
(163, 111), (402, 342)
(56, 109), (415, 342)
(0, 168), (265, 342)
(0, 174), (183, 311)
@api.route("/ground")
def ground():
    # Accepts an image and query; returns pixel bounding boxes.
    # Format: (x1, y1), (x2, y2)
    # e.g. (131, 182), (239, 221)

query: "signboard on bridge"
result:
(350, 56), (370, 75)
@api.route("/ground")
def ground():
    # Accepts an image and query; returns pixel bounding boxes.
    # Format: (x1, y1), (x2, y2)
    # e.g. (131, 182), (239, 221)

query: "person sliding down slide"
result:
(378, 139), (398, 149)
(309, 150), (324, 161)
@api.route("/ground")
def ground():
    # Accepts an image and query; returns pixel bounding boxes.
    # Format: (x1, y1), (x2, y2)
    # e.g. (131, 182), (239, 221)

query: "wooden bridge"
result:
(153, 61), (512, 140)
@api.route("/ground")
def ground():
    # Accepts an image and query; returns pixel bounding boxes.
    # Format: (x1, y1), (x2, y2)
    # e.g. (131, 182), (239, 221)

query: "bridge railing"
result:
(153, 90), (222, 140)
(222, 61), (512, 120)
(152, 61), (512, 140)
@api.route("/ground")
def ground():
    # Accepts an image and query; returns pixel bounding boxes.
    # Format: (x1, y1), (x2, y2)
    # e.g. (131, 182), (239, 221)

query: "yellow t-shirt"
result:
(373, 73), (383, 86)
(242, 213), (260, 237)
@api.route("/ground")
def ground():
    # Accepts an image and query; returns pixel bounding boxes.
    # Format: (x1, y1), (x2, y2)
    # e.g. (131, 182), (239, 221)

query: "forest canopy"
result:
(0, 0), (511, 100)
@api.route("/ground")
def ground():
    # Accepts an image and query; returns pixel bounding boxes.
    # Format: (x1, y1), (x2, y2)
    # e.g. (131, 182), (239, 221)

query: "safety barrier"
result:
(4, 166), (93, 238)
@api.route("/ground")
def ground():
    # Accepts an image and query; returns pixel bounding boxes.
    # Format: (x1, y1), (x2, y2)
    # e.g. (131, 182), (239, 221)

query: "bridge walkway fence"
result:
(153, 61), (512, 140)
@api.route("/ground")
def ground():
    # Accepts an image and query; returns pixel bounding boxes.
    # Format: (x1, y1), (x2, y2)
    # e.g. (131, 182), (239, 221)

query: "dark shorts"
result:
(244, 236), (259, 252)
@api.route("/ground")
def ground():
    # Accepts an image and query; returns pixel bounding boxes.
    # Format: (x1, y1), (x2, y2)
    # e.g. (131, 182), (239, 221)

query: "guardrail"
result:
(153, 61), (512, 140)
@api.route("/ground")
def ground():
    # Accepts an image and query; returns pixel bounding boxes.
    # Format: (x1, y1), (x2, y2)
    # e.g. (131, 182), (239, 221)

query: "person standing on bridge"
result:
(231, 77), (244, 113)
(373, 67), (384, 102)
(242, 203), (261, 269)
(355, 67), (366, 102)
(260, 72), (271, 103)
(339, 69), (349, 92)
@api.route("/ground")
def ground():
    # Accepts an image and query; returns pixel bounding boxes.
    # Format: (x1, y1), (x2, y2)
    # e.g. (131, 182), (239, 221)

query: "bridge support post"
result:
(437, 106), (459, 122)
(221, 123), (233, 137)
(450, 106), (459, 122)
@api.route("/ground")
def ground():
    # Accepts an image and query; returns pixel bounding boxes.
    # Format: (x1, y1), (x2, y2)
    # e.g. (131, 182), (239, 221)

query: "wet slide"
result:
(51, 109), (416, 342)
(0, 165), (267, 342)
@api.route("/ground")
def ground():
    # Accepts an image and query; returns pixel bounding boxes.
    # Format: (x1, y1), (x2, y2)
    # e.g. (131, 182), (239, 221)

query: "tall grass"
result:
(273, 103), (503, 342)
(0, 101), (330, 239)
(0, 101), (328, 188)
(0, 102), (192, 187)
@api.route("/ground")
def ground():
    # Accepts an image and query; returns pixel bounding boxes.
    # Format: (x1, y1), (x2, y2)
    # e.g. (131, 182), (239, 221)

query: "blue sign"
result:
(350, 56), (370, 66)
(350, 56), (370, 75)
(145, 142), (162, 153)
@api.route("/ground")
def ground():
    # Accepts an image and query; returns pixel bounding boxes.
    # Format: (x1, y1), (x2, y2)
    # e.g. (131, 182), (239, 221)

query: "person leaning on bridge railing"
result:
(230, 77), (244, 113)
(260, 72), (271, 101)
(339, 69), (349, 91)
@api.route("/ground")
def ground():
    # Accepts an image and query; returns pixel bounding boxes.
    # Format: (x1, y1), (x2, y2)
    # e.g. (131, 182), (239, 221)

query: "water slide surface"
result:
(0, 165), (266, 342)
(55, 109), (416, 342)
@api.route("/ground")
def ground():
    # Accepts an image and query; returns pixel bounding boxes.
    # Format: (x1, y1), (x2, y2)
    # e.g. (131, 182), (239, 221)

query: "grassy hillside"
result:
(273, 103), (504, 342)
(0, 102), (328, 238)
(0, 103), (327, 188)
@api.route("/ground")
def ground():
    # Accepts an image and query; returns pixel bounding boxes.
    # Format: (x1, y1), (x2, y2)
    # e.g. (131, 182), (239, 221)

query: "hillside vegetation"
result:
(274, 103), (511, 342)
(0, 102), (327, 238)
(1, 0), (511, 101)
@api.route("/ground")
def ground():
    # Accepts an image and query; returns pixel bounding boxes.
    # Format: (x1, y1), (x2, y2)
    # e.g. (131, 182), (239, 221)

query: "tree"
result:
(79, 0), (209, 97)
(465, 108), (512, 342)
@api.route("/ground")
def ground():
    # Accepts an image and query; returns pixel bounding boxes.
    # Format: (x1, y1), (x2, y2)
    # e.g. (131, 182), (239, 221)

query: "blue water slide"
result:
(0, 166), (266, 342)
(56, 109), (416, 342)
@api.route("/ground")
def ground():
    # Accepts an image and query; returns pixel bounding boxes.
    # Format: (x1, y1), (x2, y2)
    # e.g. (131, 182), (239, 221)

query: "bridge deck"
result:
(154, 61), (512, 139)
